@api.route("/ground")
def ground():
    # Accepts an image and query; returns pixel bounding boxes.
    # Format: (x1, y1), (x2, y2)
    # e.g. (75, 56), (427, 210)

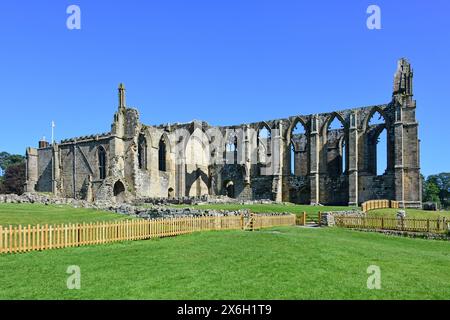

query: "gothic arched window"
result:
(138, 134), (147, 170)
(98, 146), (107, 180)
(159, 138), (167, 171)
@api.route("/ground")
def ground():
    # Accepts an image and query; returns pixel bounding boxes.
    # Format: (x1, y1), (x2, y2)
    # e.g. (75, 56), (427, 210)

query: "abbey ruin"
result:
(24, 58), (422, 208)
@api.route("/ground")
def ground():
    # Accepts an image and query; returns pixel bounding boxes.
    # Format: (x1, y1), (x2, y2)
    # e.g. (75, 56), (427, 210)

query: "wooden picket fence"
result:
(295, 212), (307, 226)
(361, 199), (400, 213)
(0, 214), (296, 254)
(253, 214), (296, 229)
(334, 216), (449, 234)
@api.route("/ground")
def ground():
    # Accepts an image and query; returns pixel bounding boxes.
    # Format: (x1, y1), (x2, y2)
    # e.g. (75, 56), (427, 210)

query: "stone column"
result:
(272, 122), (284, 202)
(393, 110), (405, 208)
(244, 125), (251, 184)
(309, 115), (320, 204)
(52, 144), (60, 196)
(25, 148), (38, 192)
(72, 141), (77, 199)
(176, 158), (186, 197)
(348, 112), (359, 206)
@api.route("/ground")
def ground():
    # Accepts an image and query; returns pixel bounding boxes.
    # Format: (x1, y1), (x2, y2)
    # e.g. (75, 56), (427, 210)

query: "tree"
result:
(426, 173), (450, 208)
(1, 162), (26, 195)
(424, 181), (441, 204)
(0, 152), (26, 195)
(0, 152), (25, 175)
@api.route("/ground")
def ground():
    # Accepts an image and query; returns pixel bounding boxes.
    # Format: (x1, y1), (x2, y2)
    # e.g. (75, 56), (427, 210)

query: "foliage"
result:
(0, 152), (26, 195)
(0, 152), (25, 175)
(0, 163), (26, 195)
(1, 226), (450, 299)
(423, 173), (450, 208)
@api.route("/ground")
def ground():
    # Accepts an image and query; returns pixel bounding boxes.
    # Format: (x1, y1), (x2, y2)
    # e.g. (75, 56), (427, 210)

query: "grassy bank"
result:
(0, 203), (132, 226)
(1, 226), (449, 299)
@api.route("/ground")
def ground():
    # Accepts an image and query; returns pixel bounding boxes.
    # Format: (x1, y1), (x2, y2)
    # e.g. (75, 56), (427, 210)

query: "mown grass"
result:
(0, 226), (449, 299)
(367, 208), (450, 219)
(1, 202), (445, 227)
(0, 203), (132, 226)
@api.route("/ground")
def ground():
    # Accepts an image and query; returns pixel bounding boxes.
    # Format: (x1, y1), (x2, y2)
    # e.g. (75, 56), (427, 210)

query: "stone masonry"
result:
(25, 59), (422, 208)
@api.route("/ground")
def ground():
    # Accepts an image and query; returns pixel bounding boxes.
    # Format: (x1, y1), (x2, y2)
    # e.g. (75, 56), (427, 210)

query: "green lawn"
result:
(1, 226), (449, 299)
(0, 203), (132, 226)
(367, 208), (450, 219)
(171, 203), (356, 218)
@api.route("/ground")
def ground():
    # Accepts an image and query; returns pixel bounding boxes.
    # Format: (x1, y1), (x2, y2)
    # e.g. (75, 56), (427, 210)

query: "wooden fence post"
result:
(0, 226), (2, 254)
(318, 212), (322, 226)
(303, 212), (306, 226)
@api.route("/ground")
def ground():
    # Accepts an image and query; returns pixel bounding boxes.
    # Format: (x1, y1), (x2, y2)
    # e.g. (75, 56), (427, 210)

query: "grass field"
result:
(0, 203), (132, 226)
(366, 208), (450, 219)
(1, 226), (449, 299)
(0, 202), (447, 227)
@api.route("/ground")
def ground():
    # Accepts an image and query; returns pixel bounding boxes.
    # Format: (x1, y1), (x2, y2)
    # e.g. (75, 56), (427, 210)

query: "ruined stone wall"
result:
(36, 147), (52, 192)
(26, 59), (422, 208)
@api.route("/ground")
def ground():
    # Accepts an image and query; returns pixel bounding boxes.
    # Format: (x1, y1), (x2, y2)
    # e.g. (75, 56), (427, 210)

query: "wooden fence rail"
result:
(361, 200), (400, 213)
(0, 214), (296, 254)
(334, 216), (449, 234)
(295, 212), (307, 226)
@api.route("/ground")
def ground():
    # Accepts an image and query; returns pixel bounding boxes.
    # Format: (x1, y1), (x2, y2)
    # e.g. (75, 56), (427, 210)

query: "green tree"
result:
(0, 152), (25, 194)
(423, 178), (441, 205)
(1, 162), (26, 195)
(0, 152), (25, 175)
(426, 173), (450, 208)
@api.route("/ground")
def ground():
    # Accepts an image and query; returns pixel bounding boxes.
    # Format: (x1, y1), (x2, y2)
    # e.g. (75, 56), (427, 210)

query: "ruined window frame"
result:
(158, 138), (167, 172)
(98, 146), (107, 180)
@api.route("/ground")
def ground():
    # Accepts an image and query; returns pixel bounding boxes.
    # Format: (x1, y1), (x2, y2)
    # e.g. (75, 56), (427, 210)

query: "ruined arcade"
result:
(25, 59), (422, 208)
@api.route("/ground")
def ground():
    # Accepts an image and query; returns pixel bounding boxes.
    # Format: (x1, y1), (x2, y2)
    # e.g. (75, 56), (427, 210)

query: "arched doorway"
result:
(168, 187), (175, 198)
(113, 181), (126, 203)
(224, 180), (235, 198)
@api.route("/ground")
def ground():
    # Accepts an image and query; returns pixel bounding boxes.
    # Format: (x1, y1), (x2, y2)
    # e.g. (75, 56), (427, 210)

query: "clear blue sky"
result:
(0, 0), (448, 176)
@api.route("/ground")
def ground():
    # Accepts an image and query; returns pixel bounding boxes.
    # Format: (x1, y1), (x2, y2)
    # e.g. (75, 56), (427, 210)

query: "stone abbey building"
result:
(25, 59), (422, 208)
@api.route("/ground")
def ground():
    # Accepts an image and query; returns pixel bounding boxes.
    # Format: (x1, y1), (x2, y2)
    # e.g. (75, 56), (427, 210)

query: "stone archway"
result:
(113, 181), (126, 203)
(224, 180), (235, 198)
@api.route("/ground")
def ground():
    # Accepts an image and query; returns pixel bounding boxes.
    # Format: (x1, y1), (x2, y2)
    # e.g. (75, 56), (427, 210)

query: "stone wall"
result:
(0, 193), (292, 221)
(25, 59), (421, 208)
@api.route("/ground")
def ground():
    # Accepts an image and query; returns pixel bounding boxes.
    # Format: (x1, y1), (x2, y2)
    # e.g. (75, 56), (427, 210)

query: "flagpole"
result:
(51, 121), (55, 144)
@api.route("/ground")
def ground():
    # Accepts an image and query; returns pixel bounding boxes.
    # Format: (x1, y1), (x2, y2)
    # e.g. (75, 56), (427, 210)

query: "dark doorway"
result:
(224, 180), (235, 198)
(113, 181), (126, 203)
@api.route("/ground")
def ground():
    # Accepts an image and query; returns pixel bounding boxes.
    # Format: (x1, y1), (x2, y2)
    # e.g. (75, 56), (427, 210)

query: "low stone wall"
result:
(0, 193), (292, 220)
(133, 195), (209, 206)
(352, 228), (450, 241)
(133, 195), (280, 206)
